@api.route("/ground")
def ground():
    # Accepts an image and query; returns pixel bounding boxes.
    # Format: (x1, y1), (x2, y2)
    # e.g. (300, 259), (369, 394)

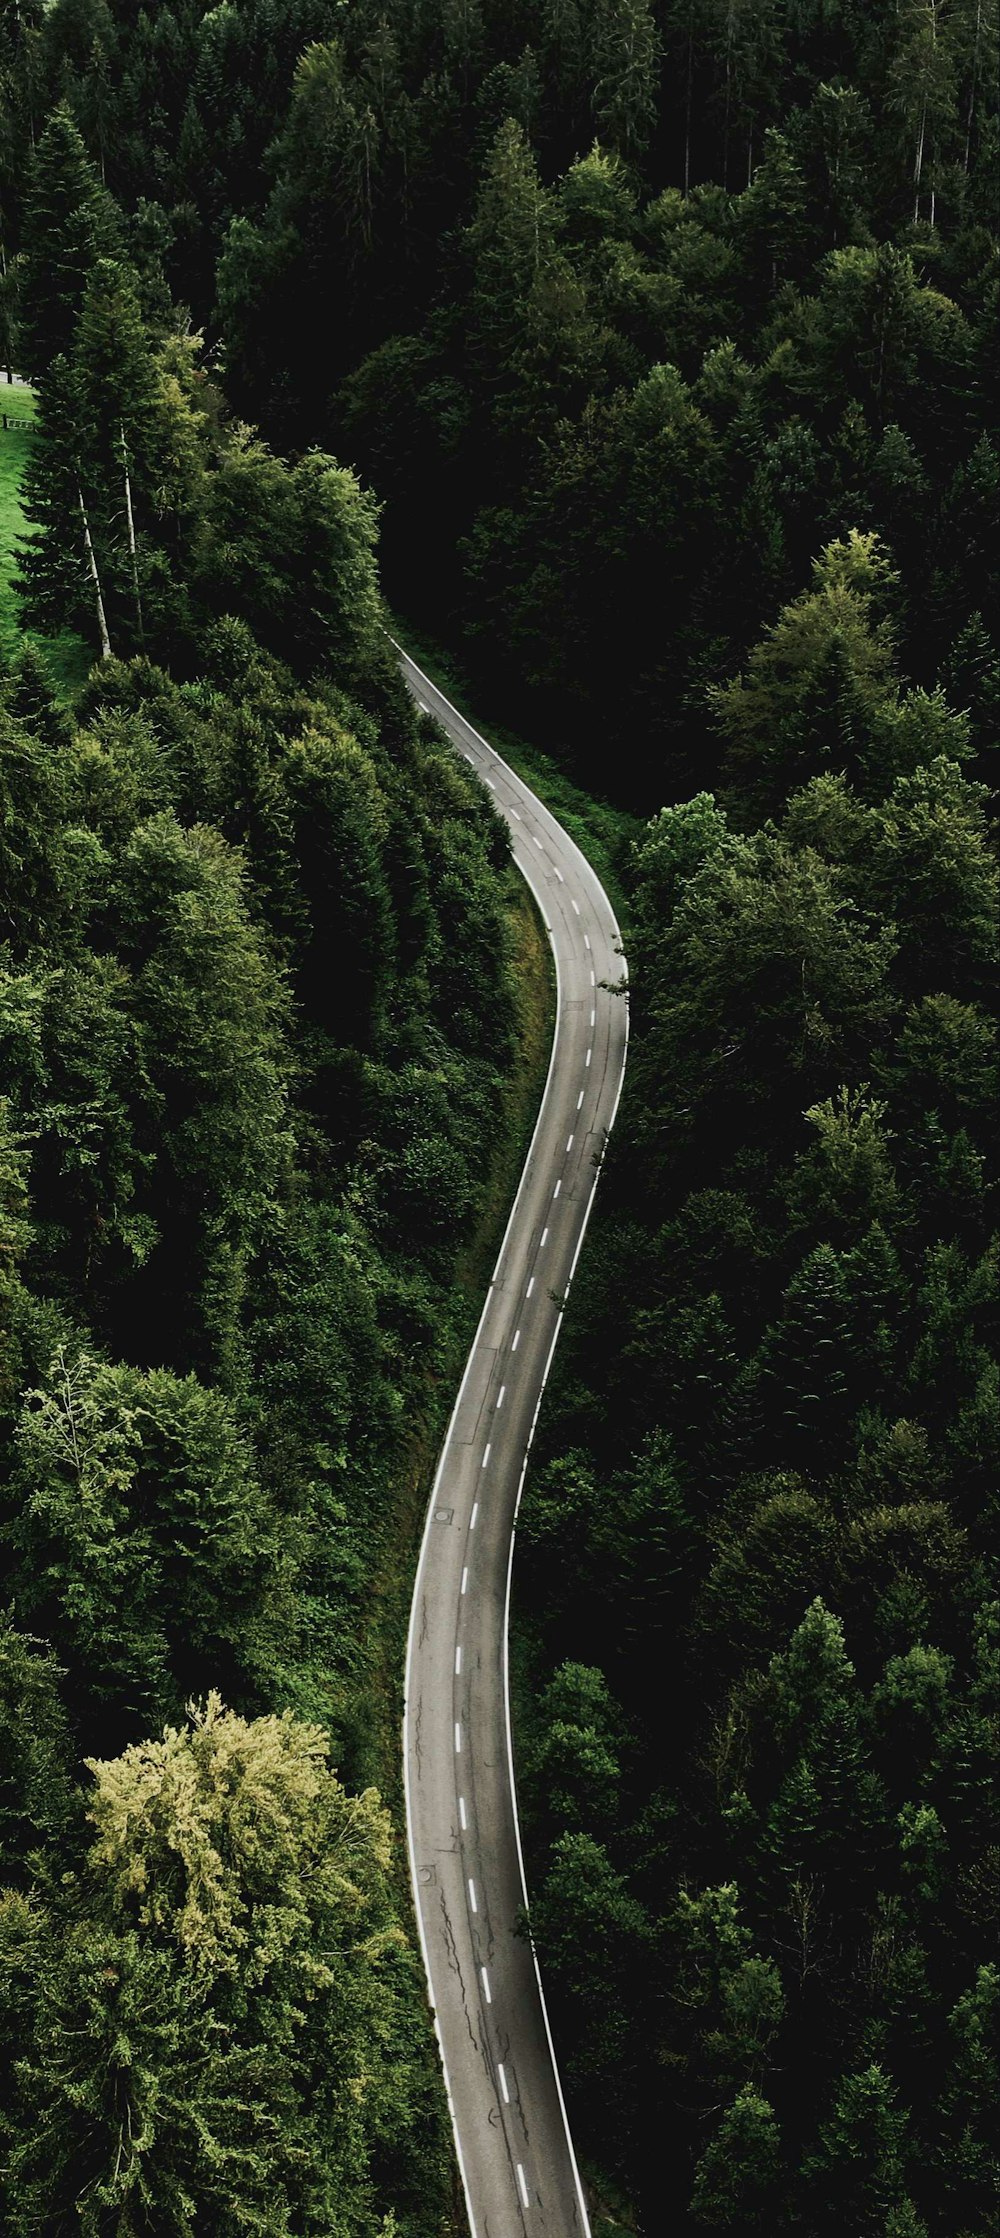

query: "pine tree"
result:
(690, 2085), (783, 2227)
(768, 1244), (854, 1461)
(17, 103), (121, 373)
(889, 0), (960, 224)
(4, 643), (74, 749)
(805, 2063), (914, 2231)
(589, 0), (661, 163)
(15, 351), (110, 656)
(0, 1617), (76, 1886)
(70, 256), (167, 648)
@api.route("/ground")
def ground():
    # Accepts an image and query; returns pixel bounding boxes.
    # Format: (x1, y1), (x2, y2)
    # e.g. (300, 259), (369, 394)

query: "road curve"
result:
(397, 642), (629, 2238)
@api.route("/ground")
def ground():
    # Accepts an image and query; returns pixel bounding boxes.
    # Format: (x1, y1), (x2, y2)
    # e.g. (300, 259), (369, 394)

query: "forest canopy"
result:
(0, 1), (996, 2232)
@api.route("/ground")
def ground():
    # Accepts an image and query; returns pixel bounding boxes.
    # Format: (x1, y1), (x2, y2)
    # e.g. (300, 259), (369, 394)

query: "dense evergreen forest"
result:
(1, 12), (540, 2231)
(0, 1), (997, 2233)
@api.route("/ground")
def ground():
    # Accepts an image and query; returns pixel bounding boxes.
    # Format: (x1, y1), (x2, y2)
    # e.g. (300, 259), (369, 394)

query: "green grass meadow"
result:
(0, 382), (92, 700)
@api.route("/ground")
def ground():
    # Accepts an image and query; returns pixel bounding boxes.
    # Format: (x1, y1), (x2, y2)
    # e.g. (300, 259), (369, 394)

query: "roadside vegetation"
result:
(0, 73), (546, 2238)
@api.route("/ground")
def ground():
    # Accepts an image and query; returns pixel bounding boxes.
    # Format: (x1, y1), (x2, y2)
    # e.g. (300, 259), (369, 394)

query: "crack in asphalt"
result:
(439, 1888), (479, 2056)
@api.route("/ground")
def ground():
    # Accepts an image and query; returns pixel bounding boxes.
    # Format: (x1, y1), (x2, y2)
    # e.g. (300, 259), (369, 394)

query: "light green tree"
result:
(690, 2084), (784, 2227)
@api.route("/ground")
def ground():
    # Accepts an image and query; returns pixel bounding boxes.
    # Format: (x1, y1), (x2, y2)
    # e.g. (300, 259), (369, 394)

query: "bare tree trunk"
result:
(684, 25), (693, 195)
(913, 94), (926, 221)
(964, 0), (982, 170)
(120, 421), (144, 646)
(78, 485), (112, 661)
(723, 48), (732, 189)
(0, 236), (11, 430)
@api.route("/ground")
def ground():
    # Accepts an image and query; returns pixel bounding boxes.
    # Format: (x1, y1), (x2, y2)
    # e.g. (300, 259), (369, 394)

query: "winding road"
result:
(397, 644), (629, 2237)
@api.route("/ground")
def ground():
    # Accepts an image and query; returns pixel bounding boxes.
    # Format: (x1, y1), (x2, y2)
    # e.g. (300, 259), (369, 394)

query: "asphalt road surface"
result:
(397, 643), (629, 2238)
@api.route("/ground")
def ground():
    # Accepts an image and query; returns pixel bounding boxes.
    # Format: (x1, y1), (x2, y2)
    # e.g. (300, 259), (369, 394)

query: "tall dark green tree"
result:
(16, 101), (120, 372)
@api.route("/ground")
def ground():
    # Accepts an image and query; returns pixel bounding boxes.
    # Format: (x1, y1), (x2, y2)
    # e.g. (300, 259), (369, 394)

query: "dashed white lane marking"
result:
(526, 1276), (535, 1297)
(417, 699), (429, 712)
(470, 1502), (479, 1530)
(481, 1444), (491, 1470)
(496, 1385), (506, 1410)
(468, 1877), (478, 1913)
(532, 835), (543, 850)
(566, 1134), (574, 1153)
(455, 1645), (462, 1675)
(590, 1008), (596, 1027)
(577, 1089), (585, 1109)
(553, 1179), (561, 1199)
(512, 1328), (521, 1351)
(481, 1967), (492, 2005)
(554, 866), (564, 882)
(571, 897), (580, 914)
(455, 1723), (462, 1753)
(540, 1226), (549, 1247)
(485, 776), (495, 788)
(590, 968), (596, 987)
(461, 1566), (469, 1595)
(511, 807), (521, 820)
(498, 2062), (510, 2105)
(517, 2163), (530, 2207)
(586, 1048), (592, 1066)
(584, 932), (591, 949)
(459, 1795), (468, 1830)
